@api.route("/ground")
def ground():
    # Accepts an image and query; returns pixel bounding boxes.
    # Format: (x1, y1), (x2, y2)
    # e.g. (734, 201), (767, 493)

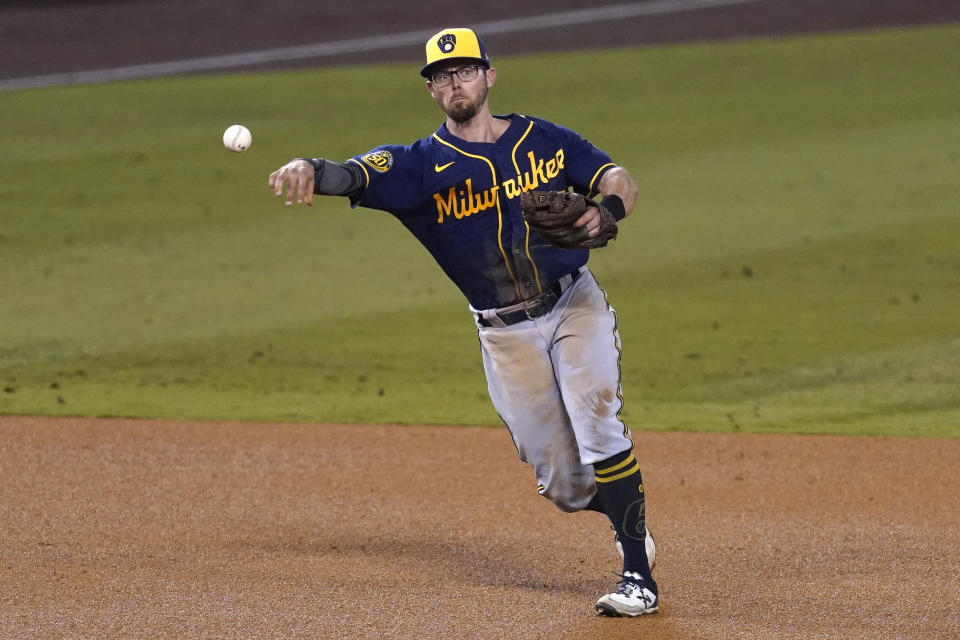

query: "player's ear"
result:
(426, 80), (436, 99)
(485, 67), (497, 88)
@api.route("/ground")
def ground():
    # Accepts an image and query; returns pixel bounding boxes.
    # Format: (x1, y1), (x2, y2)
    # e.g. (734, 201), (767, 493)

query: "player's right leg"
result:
(475, 319), (596, 512)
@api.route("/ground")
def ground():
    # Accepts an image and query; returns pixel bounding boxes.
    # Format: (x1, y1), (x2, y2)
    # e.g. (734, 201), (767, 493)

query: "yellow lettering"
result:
(434, 147), (570, 225)
(546, 158), (557, 178)
(434, 187), (458, 223)
(533, 152), (549, 185)
(434, 179), (499, 223)
(524, 151), (549, 191)
(458, 186), (468, 219)
(504, 178), (521, 200)
(477, 184), (499, 211)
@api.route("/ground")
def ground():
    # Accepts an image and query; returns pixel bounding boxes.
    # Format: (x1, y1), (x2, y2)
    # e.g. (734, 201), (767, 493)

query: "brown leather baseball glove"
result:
(520, 190), (618, 250)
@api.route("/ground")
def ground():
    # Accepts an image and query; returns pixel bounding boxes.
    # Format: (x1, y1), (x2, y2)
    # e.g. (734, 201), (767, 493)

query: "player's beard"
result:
(444, 81), (489, 124)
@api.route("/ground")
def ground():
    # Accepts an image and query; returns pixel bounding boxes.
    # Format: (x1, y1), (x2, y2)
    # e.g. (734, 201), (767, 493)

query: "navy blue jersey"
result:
(348, 114), (616, 310)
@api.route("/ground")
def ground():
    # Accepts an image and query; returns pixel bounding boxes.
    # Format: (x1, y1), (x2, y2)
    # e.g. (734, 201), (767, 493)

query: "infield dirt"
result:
(2, 417), (958, 639)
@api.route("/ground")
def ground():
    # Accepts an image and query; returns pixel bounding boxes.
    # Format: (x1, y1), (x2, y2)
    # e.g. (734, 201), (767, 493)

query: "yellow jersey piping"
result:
(510, 120), (534, 174)
(511, 120), (542, 294)
(432, 133), (521, 300)
(347, 158), (370, 188)
(587, 162), (615, 198)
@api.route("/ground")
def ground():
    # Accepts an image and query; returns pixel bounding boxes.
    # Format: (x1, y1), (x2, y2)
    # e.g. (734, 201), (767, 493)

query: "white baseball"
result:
(223, 124), (252, 153)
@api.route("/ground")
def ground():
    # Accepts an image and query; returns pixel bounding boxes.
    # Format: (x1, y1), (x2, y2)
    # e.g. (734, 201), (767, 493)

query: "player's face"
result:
(427, 64), (496, 124)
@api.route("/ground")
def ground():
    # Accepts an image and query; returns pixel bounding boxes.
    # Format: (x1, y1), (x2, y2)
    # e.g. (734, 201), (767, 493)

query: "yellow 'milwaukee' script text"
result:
(433, 149), (565, 223)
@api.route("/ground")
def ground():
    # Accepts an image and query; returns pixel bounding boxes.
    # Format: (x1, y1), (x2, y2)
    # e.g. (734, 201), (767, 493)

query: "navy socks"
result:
(593, 448), (655, 584)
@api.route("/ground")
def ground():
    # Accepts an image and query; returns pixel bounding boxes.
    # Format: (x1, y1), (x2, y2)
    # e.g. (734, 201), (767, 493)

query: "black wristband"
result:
(600, 194), (626, 221)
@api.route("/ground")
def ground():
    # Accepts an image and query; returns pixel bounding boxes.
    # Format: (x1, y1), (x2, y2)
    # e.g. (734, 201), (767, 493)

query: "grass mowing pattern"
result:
(1, 25), (958, 435)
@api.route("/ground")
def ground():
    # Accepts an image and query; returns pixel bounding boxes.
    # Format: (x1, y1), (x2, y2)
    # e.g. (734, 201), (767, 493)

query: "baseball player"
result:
(268, 27), (658, 617)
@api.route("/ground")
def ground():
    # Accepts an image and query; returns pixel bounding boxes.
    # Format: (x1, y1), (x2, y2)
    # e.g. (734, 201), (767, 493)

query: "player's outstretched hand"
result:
(268, 159), (314, 206)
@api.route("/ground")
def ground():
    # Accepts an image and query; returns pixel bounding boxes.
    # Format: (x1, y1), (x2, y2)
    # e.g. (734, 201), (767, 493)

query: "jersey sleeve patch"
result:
(361, 150), (394, 173)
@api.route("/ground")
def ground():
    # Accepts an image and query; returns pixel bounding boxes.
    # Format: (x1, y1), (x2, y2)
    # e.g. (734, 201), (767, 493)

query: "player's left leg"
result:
(590, 449), (658, 616)
(549, 269), (658, 616)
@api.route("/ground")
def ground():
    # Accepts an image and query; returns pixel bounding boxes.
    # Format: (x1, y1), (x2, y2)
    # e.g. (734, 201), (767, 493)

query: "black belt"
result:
(477, 270), (582, 327)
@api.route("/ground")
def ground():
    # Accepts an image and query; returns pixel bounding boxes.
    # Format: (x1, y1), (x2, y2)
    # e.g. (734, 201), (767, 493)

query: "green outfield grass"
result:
(1, 25), (958, 436)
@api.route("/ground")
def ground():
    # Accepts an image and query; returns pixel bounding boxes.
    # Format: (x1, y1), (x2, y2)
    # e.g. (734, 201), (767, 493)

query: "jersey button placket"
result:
(492, 151), (522, 299)
(514, 208), (536, 300)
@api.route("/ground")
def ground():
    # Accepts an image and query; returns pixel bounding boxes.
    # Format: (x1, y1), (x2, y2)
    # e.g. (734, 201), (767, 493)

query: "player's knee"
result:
(540, 480), (595, 512)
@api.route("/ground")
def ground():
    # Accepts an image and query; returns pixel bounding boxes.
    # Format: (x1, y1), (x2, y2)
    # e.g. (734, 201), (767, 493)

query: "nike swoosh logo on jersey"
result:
(435, 161), (455, 172)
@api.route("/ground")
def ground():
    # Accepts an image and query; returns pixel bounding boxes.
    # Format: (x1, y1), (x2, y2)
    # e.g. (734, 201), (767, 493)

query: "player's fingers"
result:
(284, 172), (299, 206)
(304, 178), (314, 206)
(271, 170), (288, 197)
(575, 207), (598, 228)
(298, 173), (313, 205)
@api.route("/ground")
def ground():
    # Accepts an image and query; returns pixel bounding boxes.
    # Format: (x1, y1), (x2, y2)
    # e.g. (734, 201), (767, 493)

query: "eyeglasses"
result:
(430, 65), (481, 87)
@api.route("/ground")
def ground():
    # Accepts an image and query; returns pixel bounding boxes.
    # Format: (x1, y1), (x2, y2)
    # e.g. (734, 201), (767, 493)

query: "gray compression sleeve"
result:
(298, 157), (364, 197)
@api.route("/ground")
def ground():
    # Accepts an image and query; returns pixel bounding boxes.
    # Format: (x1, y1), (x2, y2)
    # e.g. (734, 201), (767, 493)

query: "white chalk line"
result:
(0, 0), (763, 91)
